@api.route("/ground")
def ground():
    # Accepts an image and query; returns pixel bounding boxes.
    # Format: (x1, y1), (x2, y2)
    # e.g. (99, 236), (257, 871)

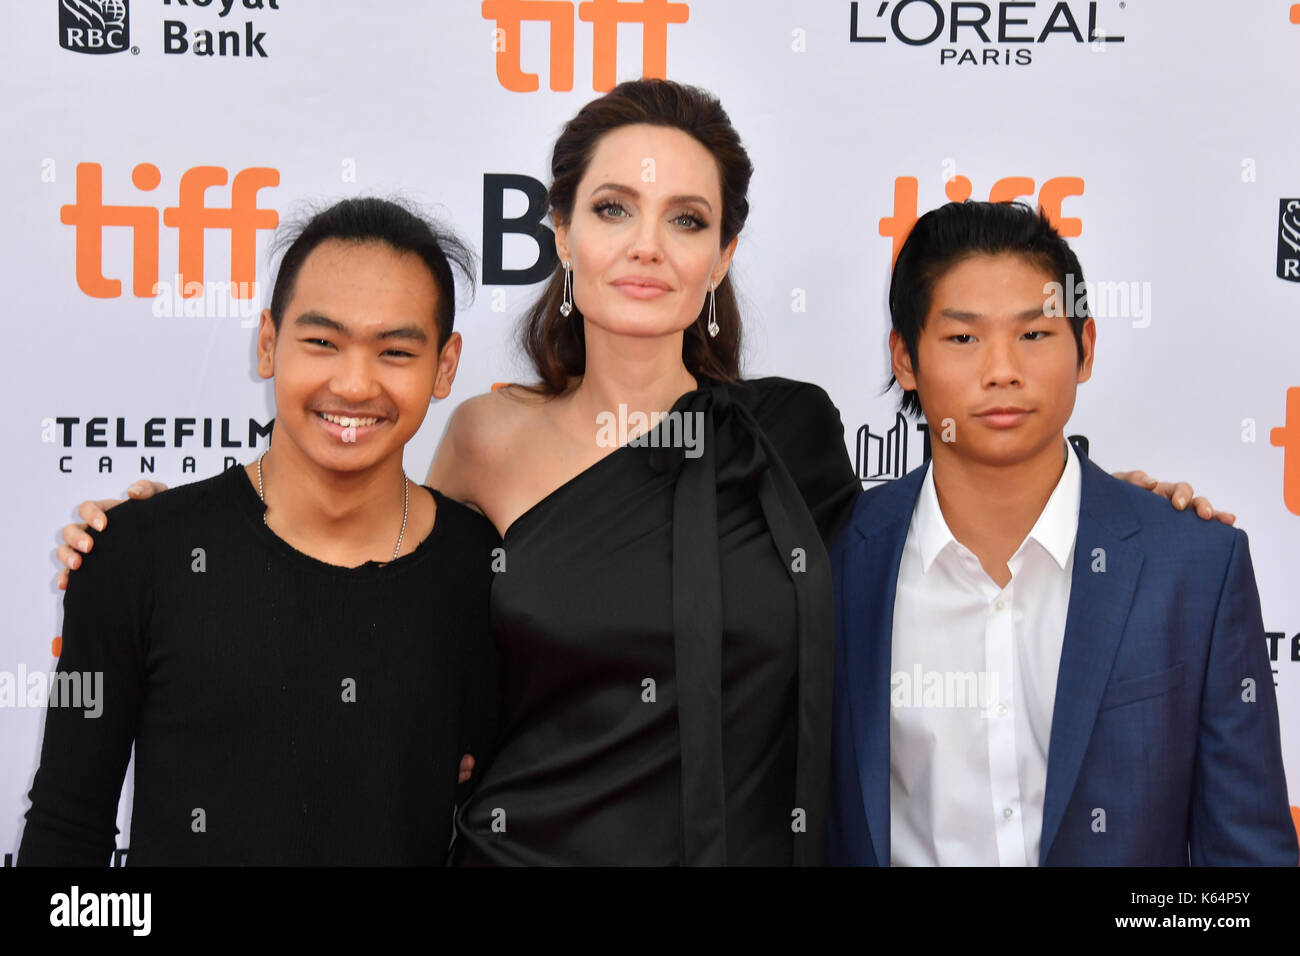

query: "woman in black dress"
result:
(431, 79), (859, 865)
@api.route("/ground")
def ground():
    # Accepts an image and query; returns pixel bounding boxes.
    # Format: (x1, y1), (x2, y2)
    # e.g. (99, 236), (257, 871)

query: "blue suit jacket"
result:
(828, 444), (1298, 866)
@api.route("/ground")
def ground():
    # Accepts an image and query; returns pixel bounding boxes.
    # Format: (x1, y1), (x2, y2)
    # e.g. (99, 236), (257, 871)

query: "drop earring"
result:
(560, 260), (573, 317)
(706, 281), (719, 338)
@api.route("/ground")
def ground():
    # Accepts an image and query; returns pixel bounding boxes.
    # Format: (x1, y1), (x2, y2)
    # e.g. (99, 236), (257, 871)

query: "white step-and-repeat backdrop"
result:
(2, 0), (1297, 861)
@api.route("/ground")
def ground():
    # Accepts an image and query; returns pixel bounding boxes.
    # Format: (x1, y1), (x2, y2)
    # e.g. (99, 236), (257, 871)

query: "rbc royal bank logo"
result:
(483, 0), (689, 92)
(1278, 199), (1300, 282)
(59, 0), (130, 55)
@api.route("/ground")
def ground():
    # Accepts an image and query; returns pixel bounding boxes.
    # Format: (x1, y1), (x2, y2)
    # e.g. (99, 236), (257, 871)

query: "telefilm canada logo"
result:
(43, 415), (273, 477)
(1278, 199), (1299, 282)
(848, 0), (1126, 66)
(59, 0), (130, 54)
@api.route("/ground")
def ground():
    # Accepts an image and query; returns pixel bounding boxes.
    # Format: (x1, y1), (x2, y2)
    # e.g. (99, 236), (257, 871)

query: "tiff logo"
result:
(1270, 387), (1300, 516)
(60, 162), (279, 299)
(483, 0), (689, 92)
(880, 174), (1084, 265)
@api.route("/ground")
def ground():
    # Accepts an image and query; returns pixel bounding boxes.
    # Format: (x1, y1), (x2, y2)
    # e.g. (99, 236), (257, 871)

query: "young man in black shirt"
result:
(20, 198), (501, 865)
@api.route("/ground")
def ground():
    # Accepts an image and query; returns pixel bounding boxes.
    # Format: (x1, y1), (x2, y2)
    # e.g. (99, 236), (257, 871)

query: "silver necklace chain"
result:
(256, 451), (409, 562)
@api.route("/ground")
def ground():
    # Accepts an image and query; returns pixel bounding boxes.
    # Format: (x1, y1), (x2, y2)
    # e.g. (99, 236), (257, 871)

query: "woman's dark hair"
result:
(521, 78), (754, 394)
(268, 197), (476, 347)
(888, 200), (1090, 418)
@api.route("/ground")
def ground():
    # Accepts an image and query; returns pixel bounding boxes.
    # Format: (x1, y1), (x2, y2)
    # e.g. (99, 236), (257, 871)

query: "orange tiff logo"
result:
(1271, 387), (1300, 516)
(483, 0), (689, 92)
(61, 162), (279, 299)
(880, 175), (1085, 265)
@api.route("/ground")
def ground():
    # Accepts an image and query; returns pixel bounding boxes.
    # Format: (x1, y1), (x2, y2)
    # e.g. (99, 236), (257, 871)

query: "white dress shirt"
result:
(889, 440), (1081, 866)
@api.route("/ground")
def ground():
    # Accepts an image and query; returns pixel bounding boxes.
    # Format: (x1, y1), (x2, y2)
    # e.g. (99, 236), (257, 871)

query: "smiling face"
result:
(256, 238), (460, 476)
(554, 123), (737, 340)
(890, 252), (1096, 468)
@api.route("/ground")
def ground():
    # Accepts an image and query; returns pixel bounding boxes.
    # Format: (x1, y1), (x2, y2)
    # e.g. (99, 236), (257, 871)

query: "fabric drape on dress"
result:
(453, 376), (860, 866)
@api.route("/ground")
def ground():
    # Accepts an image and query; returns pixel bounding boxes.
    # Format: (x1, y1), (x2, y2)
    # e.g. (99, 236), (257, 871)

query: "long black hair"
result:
(519, 79), (754, 394)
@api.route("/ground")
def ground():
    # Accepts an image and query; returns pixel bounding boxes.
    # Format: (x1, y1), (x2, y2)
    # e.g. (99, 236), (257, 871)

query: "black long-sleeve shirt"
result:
(19, 465), (501, 866)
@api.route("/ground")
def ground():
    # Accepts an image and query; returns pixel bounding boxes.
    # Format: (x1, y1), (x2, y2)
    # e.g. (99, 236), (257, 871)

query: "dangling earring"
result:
(706, 281), (719, 338)
(560, 260), (573, 317)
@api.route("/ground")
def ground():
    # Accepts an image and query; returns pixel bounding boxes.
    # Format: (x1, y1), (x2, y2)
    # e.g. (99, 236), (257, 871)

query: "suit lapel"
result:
(1038, 453), (1143, 864)
(840, 467), (924, 867)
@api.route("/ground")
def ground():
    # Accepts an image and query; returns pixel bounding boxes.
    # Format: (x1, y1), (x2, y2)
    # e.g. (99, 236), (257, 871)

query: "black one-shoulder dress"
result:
(453, 376), (859, 865)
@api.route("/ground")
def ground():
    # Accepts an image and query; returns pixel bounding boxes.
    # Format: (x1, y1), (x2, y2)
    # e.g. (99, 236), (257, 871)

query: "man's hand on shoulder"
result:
(56, 480), (168, 589)
(1112, 469), (1236, 525)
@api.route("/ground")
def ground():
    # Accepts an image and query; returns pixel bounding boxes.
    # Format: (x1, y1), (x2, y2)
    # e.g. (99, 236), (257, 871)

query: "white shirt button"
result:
(1003, 807), (1014, 819)
(995, 599), (1006, 611)
(996, 703), (1008, 716)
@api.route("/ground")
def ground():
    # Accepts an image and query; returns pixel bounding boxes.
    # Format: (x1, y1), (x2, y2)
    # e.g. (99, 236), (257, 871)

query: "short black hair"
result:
(268, 197), (476, 347)
(887, 200), (1089, 418)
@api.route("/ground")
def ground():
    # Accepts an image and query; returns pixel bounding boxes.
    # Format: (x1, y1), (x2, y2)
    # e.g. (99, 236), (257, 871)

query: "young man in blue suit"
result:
(829, 200), (1296, 866)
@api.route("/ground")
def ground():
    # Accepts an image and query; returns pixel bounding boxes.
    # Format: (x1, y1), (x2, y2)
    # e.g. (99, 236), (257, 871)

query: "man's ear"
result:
(1076, 317), (1097, 384)
(553, 213), (570, 266)
(711, 235), (739, 288)
(889, 329), (917, 392)
(256, 309), (277, 380)
(432, 332), (463, 401)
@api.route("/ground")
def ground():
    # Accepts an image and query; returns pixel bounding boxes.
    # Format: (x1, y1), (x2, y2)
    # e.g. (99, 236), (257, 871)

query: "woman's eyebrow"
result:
(589, 182), (713, 212)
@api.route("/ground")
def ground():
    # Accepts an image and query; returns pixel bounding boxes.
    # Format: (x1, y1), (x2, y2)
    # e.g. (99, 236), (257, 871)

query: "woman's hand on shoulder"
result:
(55, 480), (168, 589)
